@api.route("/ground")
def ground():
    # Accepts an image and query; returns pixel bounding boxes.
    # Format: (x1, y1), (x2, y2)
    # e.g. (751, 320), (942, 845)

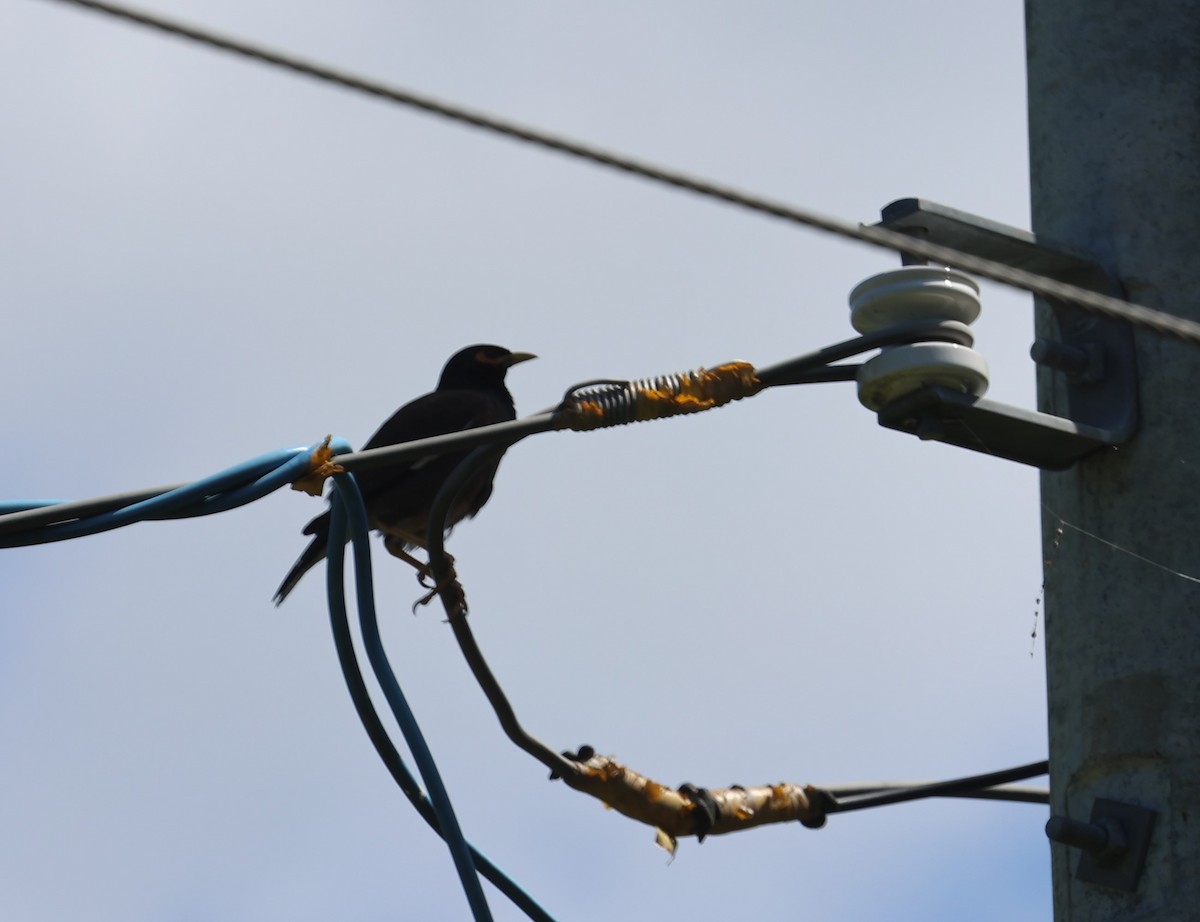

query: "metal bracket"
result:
(871, 198), (1139, 469)
(1045, 798), (1157, 892)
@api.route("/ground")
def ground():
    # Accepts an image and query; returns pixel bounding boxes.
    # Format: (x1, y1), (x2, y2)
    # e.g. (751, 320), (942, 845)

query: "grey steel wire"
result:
(39, 0), (1200, 346)
(820, 782), (1048, 806)
(423, 442), (580, 781)
(822, 760), (1049, 813)
(0, 415), (560, 538)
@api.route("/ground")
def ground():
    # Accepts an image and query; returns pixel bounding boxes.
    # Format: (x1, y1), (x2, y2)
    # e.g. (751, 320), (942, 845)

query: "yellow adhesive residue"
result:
(635, 362), (762, 421)
(291, 435), (346, 496)
(655, 828), (679, 857)
(561, 361), (763, 430)
(565, 400), (608, 430)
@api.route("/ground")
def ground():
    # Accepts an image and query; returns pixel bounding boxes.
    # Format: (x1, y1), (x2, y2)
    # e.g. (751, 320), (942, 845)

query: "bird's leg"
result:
(382, 534), (466, 615)
(382, 534), (437, 583)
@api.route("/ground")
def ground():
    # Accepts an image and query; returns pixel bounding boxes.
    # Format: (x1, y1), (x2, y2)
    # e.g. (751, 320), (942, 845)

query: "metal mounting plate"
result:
(872, 199), (1139, 468)
(877, 387), (1117, 470)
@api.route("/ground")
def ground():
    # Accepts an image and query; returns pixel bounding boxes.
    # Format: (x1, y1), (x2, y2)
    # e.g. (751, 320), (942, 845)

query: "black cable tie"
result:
(678, 784), (719, 843)
(549, 745), (594, 780)
(800, 789), (835, 829)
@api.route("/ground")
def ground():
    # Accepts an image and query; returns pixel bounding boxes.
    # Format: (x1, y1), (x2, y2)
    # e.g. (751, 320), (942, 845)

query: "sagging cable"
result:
(326, 472), (494, 922)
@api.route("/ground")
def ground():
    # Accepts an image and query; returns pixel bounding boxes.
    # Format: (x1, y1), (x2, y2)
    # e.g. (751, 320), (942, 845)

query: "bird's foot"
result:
(412, 566), (468, 614)
(381, 536), (466, 616)
(411, 555), (467, 618)
(415, 551), (455, 589)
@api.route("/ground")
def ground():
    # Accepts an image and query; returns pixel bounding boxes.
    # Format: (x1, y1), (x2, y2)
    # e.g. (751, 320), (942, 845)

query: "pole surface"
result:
(1027, 1), (1200, 918)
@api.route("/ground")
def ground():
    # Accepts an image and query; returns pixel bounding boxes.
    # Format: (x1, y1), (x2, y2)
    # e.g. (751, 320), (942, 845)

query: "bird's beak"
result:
(502, 351), (537, 367)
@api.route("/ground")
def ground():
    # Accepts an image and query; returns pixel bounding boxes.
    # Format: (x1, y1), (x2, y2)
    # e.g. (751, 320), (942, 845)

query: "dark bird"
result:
(273, 344), (536, 605)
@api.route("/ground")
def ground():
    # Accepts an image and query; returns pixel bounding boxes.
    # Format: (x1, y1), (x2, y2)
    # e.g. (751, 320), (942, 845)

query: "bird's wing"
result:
(354, 389), (513, 502)
(362, 390), (503, 448)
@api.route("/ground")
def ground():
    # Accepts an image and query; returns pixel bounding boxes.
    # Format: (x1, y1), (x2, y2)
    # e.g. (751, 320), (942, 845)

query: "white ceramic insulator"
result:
(849, 266), (990, 410)
(849, 266), (982, 333)
(856, 343), (990, 411)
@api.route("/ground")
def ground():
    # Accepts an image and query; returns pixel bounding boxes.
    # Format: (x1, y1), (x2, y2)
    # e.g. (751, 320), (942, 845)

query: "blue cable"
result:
(322, 502), (556, 922)
(0, 500), (63, 513)
(149, 446), (339, 519)
(2, 438), (551, 918)
(326, 472), (493, 922)
(0, 445), (333, 546)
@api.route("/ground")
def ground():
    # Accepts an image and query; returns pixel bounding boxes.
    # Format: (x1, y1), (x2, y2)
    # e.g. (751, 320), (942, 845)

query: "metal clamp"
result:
(868, 198), (1139, 469)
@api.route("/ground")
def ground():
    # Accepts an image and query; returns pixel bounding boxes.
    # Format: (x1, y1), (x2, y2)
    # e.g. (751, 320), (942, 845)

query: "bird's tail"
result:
(273, 512), (331, 606)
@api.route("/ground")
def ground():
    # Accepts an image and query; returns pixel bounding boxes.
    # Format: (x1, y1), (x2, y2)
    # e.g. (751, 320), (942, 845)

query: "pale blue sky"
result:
(1, 2), (1047, 919)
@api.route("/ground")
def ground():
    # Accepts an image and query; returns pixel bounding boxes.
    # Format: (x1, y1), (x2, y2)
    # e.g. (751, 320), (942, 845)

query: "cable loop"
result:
(559, 361), (764, 430)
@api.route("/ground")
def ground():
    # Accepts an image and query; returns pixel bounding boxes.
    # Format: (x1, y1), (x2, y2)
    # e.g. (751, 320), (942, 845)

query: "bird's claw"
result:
(411, 562), (468, 617)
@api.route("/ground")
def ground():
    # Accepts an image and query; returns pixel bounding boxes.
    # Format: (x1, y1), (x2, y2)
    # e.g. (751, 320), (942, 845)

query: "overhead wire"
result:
(1, 350), (1047, 912)
(0, 321), (962, 548)
(12, 3), (1069, 908)
(821, 782), (1048, 806)
(821, 761), (1049, 813)
(418, 423), (1050, 837)
(0, 417), (558, 542)
(425, 443), (579, 780)
(37, 0), (1200, 346)
(0, 437), (551, 919)
(0, 445), (326, 545)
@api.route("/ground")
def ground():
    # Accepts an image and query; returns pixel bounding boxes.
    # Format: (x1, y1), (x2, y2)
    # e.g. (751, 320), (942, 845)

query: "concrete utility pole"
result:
(1027, 1), (1200, 919)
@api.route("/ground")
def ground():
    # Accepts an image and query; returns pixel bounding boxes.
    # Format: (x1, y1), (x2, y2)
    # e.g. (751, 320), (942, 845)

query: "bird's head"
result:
(437, 344), (537, 391)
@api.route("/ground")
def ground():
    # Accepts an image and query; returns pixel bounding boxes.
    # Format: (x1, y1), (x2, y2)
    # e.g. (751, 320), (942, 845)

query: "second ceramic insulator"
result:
(849, 266), (990, 411)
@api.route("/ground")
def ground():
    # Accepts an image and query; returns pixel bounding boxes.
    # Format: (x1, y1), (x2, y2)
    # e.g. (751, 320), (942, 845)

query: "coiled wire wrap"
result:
(558, 361), (764, 430)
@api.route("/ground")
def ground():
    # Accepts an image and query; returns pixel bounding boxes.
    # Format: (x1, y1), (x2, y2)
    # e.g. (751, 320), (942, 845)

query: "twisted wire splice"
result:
(561, 362), (764, 430)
